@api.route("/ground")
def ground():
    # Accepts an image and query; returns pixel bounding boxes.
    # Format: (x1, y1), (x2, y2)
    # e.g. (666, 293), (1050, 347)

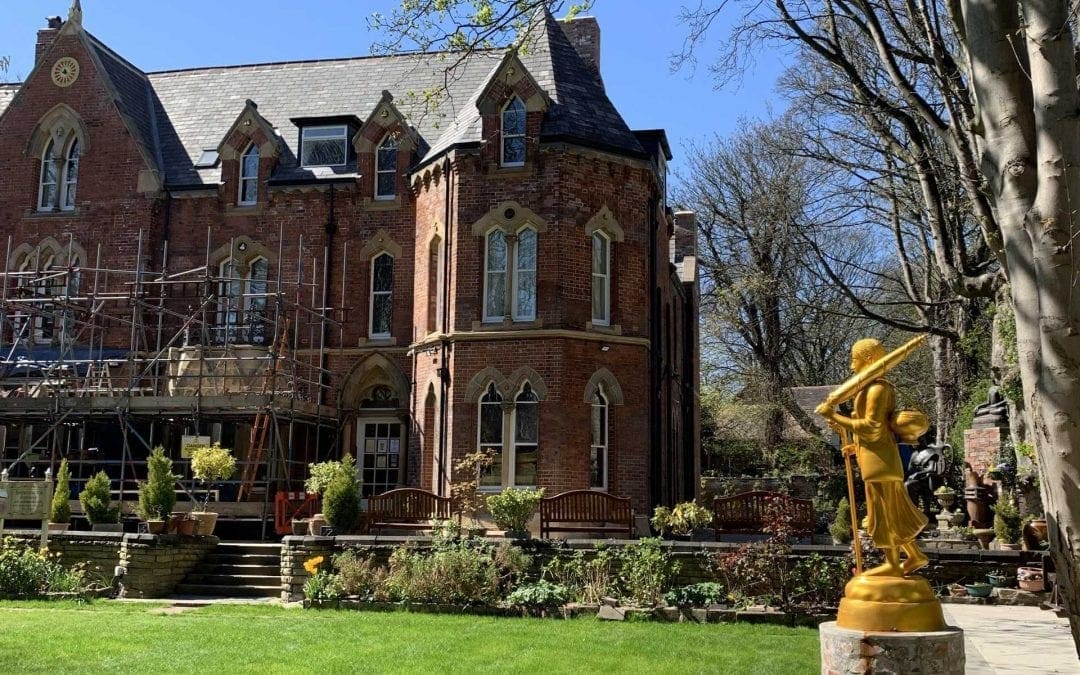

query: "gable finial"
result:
(68, 0), (83, 27)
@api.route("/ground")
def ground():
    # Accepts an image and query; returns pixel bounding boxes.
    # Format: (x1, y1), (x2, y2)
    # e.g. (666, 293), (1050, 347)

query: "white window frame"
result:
(238, 143), (259, 206)
(477, 383), (504, 491)
(38, 140), (59, 212)
(300, 125), (348, 168)
(357, 418), (406, 499)
(512, 227), (537, 322)
(375, 134), (398, 200)
(217, 259), (241, 343)
(509, 383), (539, 487)
(483, 230), (508, 323)
(369, 252), (394, 339)
(591, 231), (611, 326)
(245, 257), (269, 344)
(62, 138), (80, 211)
(501, 97), (526, 167)
(590, 385), (609, 491)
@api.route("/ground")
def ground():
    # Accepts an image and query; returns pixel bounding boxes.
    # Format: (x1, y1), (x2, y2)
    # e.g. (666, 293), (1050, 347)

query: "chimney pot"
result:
(47, 16), (64, 29)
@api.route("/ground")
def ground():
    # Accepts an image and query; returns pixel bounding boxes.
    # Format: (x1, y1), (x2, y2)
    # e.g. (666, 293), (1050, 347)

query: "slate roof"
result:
(1, 10), (647, 187)
(0, 85), (17, 117)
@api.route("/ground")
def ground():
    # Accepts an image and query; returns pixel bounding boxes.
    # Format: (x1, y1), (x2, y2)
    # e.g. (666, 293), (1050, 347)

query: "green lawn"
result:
(0, 601), (819, 674)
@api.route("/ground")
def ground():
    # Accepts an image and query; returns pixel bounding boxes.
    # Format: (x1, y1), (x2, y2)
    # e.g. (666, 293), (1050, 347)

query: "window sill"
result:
(24, 208), (80, 219)
(358, 336), (398, 348)
(471, 318), (543, 331)
(585, 322), (622, 336)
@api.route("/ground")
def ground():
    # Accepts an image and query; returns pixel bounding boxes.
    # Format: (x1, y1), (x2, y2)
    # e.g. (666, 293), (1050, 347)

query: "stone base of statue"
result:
(837, 575), (945, 632)
(820, 622), (965, 674)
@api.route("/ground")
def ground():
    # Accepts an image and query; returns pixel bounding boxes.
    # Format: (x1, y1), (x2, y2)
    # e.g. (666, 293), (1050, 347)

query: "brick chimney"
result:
(559, 16), (602, 83)
(36, 16), (64, 64)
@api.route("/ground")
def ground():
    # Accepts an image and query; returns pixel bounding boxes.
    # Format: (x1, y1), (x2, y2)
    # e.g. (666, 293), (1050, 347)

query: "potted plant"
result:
(322, 469), (361, 535)
(304, 454), (357, 535)
(1017, 566), (1046, 592)
(652, 501), (714, 540)
(79, 471), (121, 531)
(986, 569), (1015, 588)
(49, 459), (72, 532)
(947, 583), (967, 598)
(829, 497), (853, 545)
(189, 443), (236, 536)
(934, 485), (956, 512)
(487, 488), (544, 538)
(993, 499), (1023, 550)
(965, 582), (993, 598)
(138, 447), (177, 534)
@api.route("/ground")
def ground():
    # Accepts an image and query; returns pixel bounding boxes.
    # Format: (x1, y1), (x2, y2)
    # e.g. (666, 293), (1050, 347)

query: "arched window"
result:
(38, 140), (60, 211)
(590, 385), (608, 490)
(217, 259), (241, 342)
(478, 383), (504, 488)
(370, 253), (394, 338)
(511, 382), (539, 486)
(375, 135), (398, 199)
(239, 144), (259, 205)
(591, 231), (611, 325)
(246, 257), (268, 344)
(513, 227), (536, 321)
(501, 97), (526, 166)
(484, 230), (508, 322)
(63, 139), (80, 210)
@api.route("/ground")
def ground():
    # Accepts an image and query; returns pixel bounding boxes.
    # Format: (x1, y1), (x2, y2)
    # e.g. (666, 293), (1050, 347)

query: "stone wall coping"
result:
(3, 530), (219, 547)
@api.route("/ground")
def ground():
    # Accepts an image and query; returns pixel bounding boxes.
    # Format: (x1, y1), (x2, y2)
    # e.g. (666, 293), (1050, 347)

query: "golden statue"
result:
(816, 336), (945, 632)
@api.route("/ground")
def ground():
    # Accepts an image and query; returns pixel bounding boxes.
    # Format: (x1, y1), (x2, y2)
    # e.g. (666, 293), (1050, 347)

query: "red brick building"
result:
(0, 5), (698, 525)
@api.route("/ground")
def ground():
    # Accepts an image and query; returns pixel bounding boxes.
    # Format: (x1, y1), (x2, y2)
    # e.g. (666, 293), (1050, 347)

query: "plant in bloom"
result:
(304, 556), (325, 575)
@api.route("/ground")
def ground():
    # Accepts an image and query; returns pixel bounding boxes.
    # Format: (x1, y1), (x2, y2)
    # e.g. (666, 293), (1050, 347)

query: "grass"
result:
(0, 600), (819, 674)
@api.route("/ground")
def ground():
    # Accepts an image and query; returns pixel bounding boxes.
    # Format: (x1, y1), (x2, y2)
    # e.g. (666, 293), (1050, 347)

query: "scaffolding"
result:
(0, 227), (348, 538)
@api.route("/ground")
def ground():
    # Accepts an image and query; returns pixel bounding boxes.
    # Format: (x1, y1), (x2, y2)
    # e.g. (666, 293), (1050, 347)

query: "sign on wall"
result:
(181, 435), (211, 459)
(0, 480), (50, 519)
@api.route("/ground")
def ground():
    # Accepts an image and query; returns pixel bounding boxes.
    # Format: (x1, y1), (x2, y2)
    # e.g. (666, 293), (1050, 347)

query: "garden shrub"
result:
(323, 471), (361, 532)
(712, 500), (799, 609)
(305, 454), (357, 495)
(79, 471), (118, 525)
(486, 488), (543, 536)
(993, 499), (1022, 544)
(385, 537), (528, 605)
(0, 538), (87, 598)
(50, 459), (71, 524)
(663, 582), (727, 607)
(828, 497), (852, 544)
(505, 580), (570, 614)
(651, 502), (713, 536)
(790, 553), (849, 608)
(304, 571), (344, 602)
(138, 447), (177, 521)
(333, 549), (388, 600)
(616, 537), (678, 606)
(542, 546), (617, 604)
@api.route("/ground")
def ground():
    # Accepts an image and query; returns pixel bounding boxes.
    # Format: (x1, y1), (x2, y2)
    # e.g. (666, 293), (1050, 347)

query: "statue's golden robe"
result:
(851, 380), (927, 548)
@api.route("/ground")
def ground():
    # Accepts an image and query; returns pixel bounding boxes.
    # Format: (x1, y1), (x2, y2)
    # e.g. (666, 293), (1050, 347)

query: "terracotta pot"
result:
(1029, 518), (1048, 543)
(999, 542), (1021, 551)
(191, 511), (218, 536)
(973, 528), (995, 550)
(170, 514), (196, 536)
(292, 519), (309, 536)
(1018, 566), (1045, 592)
(309, 513), (327, 536)
(47, 522), (70, 532)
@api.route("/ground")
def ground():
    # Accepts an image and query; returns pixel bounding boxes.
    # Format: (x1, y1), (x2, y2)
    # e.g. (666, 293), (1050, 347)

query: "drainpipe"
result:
(437, 155), (452, 495)
(648, 195), (662, 508)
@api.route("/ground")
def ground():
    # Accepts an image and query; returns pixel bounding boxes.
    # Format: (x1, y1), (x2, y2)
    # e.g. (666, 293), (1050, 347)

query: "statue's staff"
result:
(818, 334), (928, 575)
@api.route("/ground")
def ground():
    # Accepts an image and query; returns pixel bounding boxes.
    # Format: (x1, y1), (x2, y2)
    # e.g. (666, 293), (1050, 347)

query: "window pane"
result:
(372, 293), (392, 335)
(503, 99), (526, 135)
(373, 255), (394, 292)
(487, 231), (507, 271)
(515, 400), (538, 444)
(590, 447), (604, 488)
(242, 147), (259, 177)
(480, 400), (503, 444)
(302, 139), (347, 166)
(43, 157), (59, 184)
(376, 172), (396, 197)
(592, 234), (607, 274)
(241, 180), (257, 204)
(479, 452), (502, 487)
(514, 445), (537, 486)
(40, 183), (57, 210)
(503, 137), (526, 165)
(515, 270), (535, 319)
(591, 400), (606, 447)
(517, 229), (536, 270)
(377, 141), (397, 170)
(485, 273), (505, 319)
(592, 274), (607, 323)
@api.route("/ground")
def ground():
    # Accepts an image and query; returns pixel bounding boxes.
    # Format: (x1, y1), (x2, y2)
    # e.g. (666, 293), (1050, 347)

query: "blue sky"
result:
(0, 1), (791, 181)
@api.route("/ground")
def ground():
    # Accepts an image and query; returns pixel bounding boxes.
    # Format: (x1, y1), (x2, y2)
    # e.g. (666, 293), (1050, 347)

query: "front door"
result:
(357, 420), (404, 498)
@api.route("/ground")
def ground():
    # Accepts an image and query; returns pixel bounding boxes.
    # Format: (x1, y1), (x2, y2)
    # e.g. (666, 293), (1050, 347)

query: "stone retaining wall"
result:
(3, 530), (217, 598)
(279, 536), (1041, 602)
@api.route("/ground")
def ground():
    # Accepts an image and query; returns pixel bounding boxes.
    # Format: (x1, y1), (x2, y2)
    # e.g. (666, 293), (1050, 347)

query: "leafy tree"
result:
(50, 459), (71, 524)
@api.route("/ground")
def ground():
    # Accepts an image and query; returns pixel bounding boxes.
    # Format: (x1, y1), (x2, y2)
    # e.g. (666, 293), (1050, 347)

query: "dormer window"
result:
(375, 135), (398, 199)
(301, 125), (347, 167)
(239, 143), (259, 205)
(501, 97), (526, 167)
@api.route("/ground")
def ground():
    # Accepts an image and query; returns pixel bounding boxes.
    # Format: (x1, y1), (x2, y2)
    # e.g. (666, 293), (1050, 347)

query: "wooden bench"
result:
(365, 488), (456, 535)
(712, 491), (814, 537)
(540, 490), (635, 539)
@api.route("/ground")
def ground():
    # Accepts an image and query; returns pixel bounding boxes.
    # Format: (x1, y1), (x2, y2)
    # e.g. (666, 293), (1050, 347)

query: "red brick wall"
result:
(964, 426), (1006, 477)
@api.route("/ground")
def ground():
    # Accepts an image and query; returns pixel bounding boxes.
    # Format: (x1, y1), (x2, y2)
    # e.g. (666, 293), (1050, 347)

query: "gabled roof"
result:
(3, 10), (648, 187)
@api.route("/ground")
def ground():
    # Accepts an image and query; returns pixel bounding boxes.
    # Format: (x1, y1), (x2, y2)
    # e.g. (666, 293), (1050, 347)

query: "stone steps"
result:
(175, 541), (281, 599)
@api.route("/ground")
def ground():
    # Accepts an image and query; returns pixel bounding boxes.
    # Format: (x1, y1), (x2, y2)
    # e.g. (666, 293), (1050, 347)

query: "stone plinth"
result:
(964, 426), (1007, 476)
(820, 622), (964, 674)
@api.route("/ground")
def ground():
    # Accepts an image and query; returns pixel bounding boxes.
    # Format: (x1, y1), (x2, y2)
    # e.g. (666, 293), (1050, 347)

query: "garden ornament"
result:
(816, 335), (946, 632)
(905, 443), (948, 518)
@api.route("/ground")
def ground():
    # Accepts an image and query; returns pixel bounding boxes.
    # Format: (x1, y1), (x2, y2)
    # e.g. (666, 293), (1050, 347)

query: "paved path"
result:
(943, 605), (1078, 674)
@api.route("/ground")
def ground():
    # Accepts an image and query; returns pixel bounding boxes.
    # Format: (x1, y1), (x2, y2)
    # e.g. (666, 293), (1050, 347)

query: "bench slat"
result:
(540, 490), (634, 539)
